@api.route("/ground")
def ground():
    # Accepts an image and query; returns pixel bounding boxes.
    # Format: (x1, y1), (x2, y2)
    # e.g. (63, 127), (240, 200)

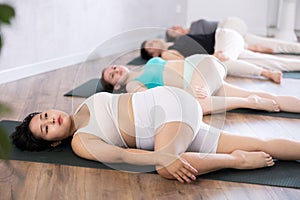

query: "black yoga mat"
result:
(126, 56), (147, 65)
(64, 79), (104, 98)
(2, 120), (300, 188)
(229, 109), (300, 119)
(274, 52), (300, 56)
(1, 120), (154, 173)
(200, 161), (300, 188)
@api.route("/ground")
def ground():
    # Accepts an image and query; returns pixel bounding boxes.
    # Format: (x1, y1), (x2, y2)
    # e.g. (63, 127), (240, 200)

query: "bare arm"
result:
(72, 133), (180, 166)
(126, 81), (148, 93)
(161, 50), (184, 60)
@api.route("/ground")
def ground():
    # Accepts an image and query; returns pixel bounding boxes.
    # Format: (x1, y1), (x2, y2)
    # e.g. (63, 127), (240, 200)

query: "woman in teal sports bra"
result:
(101, 54), (300, 115)
(133, 57), (166, 88)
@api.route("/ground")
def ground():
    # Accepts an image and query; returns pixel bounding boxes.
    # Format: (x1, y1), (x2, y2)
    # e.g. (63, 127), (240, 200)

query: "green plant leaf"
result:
(0, 127), (11, 159)
(0, 4), (15, 24)
(0, 102), (11, 159)
(0, 102), (11, 115)
(0, 4), (13, 160)
(0, 33), (2, 52)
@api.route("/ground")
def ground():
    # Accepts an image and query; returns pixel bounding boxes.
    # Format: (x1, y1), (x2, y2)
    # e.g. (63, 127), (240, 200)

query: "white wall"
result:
(1, 0), (299, 84)
(186, 0), (269, 35)
(0, 0), (187, 83)
(267, 0), (300, 36)
(187, 0), (300, 36)
(296, 0), (300, 29)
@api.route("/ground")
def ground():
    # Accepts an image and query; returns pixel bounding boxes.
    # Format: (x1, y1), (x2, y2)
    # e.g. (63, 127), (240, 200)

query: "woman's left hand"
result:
(165, 157), (198, 183)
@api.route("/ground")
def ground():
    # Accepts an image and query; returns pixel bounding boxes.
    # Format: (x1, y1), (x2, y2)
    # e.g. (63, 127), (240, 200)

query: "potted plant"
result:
(0, 3), (15, 160)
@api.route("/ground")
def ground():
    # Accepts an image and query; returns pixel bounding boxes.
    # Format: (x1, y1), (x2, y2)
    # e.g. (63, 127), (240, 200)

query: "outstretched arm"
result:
(72, 133), (198, 182)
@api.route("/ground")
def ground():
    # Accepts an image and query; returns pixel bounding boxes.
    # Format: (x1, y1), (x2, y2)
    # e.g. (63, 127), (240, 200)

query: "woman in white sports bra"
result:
(11, 86), (300, 183)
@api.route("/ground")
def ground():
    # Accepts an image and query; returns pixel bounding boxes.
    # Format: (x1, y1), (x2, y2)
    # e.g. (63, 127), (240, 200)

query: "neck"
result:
(165, 42), (173, 49)
(125, 68), (145, 83)
(69, 115), (77, 136)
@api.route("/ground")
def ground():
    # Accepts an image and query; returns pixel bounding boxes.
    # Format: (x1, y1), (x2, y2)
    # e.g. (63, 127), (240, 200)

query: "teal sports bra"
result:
(134, 57), (167, 89)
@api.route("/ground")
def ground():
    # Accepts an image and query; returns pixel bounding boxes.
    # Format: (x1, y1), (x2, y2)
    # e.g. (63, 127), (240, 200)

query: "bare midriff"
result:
(163, 61), (185, 88)
(118, 93), (137, 148)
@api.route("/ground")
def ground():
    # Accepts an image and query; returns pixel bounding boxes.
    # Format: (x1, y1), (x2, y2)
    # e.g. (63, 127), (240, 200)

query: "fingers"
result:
(173, 169), (195, 183)
(183, 162), (198, 174)
(174, 163), (198, 183)
(173, 173), (185, 183)
(175, 170), (192, 183)
(265, 156), (275, 166)
(194, 86), (208, 99)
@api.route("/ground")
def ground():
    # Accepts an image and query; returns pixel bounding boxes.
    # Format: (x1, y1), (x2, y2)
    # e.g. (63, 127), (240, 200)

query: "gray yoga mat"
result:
(1, 120), (300, 188)
(126, 56), (147, 65)
(228, 109), (300, 119)
(1, 120), (154, 172)
(64, 79), (104, 98)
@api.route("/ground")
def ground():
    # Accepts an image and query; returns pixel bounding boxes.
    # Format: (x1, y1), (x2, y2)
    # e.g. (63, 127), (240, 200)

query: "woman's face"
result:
(167, 26), (185, 38)
(144, 39), (164, 57)
(103, 65), (129, 86)
(29, 109), (72, 141)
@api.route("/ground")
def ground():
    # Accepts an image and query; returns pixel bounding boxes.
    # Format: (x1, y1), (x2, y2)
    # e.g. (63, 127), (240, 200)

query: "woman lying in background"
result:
(11, 86), (300, 183)
(101, 54), (300, 115)
(166, 17), (300, 55)
(140, 17), (300, 84)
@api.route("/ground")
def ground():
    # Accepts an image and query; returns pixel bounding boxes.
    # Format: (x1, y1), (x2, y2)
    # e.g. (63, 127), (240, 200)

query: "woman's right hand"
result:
(164, 157), (198, 183)
(193, 86), (208, 99)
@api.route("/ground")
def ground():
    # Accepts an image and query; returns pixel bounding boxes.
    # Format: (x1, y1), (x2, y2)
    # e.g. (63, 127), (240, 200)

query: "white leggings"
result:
(215, 17), (300, 77)
(217, 17), (300, 54)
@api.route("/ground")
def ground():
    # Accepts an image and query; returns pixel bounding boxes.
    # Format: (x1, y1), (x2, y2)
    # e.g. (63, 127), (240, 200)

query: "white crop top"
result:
(74, 92), (128, 148)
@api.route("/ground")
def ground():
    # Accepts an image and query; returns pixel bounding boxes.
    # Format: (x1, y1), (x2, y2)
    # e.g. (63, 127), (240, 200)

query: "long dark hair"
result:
(10, 112), (53, 151)
(100, 68), (114, 93)
(10, 112), (71, 151)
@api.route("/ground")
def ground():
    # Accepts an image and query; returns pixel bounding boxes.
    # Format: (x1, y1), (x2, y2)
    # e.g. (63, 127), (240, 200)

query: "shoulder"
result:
(71, 133), (100, 161)
(126, 81), (146, 93)
(162, 50), (184, 60)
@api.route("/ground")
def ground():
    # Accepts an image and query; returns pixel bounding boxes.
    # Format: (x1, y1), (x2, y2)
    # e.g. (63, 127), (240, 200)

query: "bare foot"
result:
(248, 95), (280, 112)
(269, 71), (282, 84)
(261, 70), (282, 84)
(231, 150), (274, 170)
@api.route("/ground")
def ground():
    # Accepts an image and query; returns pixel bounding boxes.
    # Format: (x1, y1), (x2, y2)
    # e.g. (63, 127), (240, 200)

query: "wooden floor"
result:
(0, 52), (300, 199)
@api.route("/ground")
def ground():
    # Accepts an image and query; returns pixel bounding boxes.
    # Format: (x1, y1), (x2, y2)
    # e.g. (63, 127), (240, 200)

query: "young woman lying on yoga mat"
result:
(11, 86), (300, 183)
(101, 54), (300, 115)
(140, 17), (300, 84)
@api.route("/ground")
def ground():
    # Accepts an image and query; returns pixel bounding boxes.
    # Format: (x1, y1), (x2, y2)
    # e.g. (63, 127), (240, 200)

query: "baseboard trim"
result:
(0, 52), (90, 85)
(0, 29), (165, 85)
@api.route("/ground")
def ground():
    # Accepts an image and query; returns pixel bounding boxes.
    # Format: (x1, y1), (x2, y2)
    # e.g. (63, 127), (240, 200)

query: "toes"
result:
(267, 160), (275, 166)
(274, 106), (280, 112)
